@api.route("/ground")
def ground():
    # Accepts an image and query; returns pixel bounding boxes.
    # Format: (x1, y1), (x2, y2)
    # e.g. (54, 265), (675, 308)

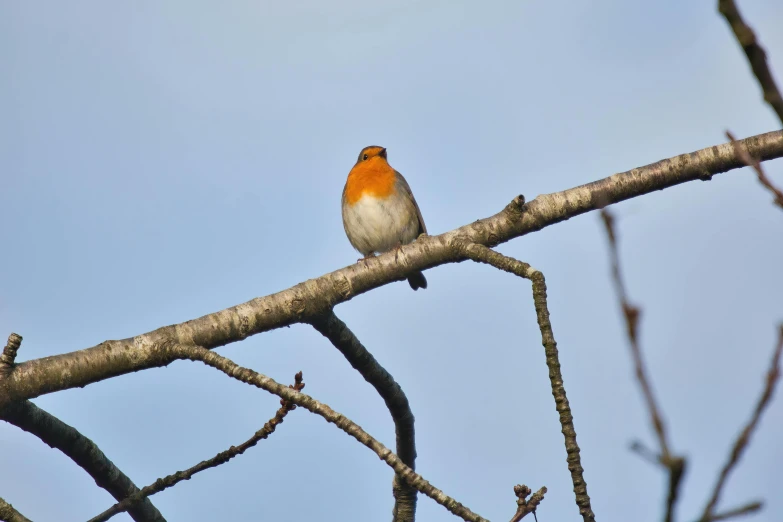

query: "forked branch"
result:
(88, 372), (305, 522)
(0, 400), (164, 522)
(454, 240), (591, 522)
(166, 343), (490, 522)
(309, 312), (418, 522)
(697, 325), (783, 522)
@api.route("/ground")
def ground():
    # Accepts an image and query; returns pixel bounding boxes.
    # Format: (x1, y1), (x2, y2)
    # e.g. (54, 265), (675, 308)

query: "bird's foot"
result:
(357, 253), (375, 267)
(393, 242), (406, 264)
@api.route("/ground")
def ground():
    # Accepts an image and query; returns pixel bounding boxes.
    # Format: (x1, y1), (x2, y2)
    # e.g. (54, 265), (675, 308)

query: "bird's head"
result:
(355, 145), (388, 165)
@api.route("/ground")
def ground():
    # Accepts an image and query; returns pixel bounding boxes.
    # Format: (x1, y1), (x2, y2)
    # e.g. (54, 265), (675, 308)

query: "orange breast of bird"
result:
(343, 161), (397, 206)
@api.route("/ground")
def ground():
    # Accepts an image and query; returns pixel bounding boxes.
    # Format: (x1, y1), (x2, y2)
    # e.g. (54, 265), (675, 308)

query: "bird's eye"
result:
(363, 154), (368, 160)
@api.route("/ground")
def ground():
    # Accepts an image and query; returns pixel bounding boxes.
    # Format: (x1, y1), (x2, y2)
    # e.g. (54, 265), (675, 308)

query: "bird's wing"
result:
(395, 170), (427, 235)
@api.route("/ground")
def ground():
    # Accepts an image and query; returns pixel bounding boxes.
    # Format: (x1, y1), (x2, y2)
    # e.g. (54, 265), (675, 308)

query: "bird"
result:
(341, 145), (428, 290)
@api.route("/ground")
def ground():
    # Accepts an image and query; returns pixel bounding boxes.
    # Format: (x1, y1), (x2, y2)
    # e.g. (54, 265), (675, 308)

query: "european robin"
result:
(342, 145), (428, 290)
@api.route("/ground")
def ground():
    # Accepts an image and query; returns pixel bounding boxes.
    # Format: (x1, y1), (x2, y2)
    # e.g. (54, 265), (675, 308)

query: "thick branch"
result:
(0, 400), (164, 522)
(718, 0), (783, 123)
(309, 312), (417, 522)
(166, 343), (489, 522)
(697, 325), (783, 522)
(0, 497), (31, 522)
(88, 373), (305, 522)
(455, 241), (592, 522)
(1, 131), (782, 405)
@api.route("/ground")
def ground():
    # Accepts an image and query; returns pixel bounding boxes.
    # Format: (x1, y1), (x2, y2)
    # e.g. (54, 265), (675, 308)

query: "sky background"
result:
(1, 1), (782, 521)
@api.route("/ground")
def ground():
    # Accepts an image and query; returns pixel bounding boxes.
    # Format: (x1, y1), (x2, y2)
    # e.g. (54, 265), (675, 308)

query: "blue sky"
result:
(1, 1), (782, 521)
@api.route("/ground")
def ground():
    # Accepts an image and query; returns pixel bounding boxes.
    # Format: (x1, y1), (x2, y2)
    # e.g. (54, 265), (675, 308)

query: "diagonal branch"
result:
(600, 209), (685, 522)
(0, 400), (164, 522)
(697, 325), (783, 522)
(309, 312), (418, 522)
(1, 131), (782, 406)
(0, 497), (31, 522)
(600, 210), (672, 458)
(718, 0), (783, 123)
(454, 241), (592, 522)
(165, 343), (490, 522)
(88, 372), (305, 522)
(696, 500), (762, 522)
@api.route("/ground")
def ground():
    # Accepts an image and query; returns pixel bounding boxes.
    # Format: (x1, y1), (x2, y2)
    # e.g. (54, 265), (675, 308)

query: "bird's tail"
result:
(407, 271), (427, 291)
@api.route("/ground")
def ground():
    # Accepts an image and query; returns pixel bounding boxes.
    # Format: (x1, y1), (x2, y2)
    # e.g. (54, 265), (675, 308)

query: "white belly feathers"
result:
(342, 193), (419, 256)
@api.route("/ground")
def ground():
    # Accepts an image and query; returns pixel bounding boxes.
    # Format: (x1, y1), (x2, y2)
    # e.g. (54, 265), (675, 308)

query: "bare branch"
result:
(0, 497), (31, 522)
(454, 241), (593, 522)
(600, 210), (672, 458)
(0, 400), (164, 522)
(718, 0), (783, 123)
(698, 501), (763, 522)
(629, 440), (660, 466)
(0, 333), (23, 372)
(698, 325), (783, 522)
(309, 312), (417, 522)
(166, 343), (489, 522)
(88, 373), (305, 522)
(1, 131), (782, 407)
(726, 131), (783, 209)
(508, 485), (547, 522)
(600, 209), (686, 522)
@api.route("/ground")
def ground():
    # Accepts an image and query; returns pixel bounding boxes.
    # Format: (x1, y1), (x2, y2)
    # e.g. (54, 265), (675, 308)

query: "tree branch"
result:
(0, 333), (23, 371)
(0, 400), (164, 522)
(309, 312), (417, 522)
(726, 131), (783, 209)
(697, 501), (762, 522)
(0, 497), (31, 522)
(508, 485), (547, 522)
(600, 209), (685, 522)
(718, 0), (783, 123)
(88, 372), (305, 522)
(1, 131), (782, 406)
(165, 343), (490, 522)
(454, 241), (591, 522)
(697, 325), (783, 522)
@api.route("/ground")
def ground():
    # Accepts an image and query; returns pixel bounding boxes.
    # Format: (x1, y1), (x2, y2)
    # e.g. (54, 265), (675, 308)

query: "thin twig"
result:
(88, 372), (305, 522)
(166, 343), (489, 522)
(454, 240), (593, 522)
(0, 497), (32, 522)
(0, 400), (164, 522)
(726, 131), (783, 209)
(697, 325), (783, 522)
(697, 500), (763, 522)
(309, 312), (417, 522)
(600, 210), (672, 458)
(629, 440), (660, 466)
(718, 0), (783, 124)
(600, 209), (685, 522)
